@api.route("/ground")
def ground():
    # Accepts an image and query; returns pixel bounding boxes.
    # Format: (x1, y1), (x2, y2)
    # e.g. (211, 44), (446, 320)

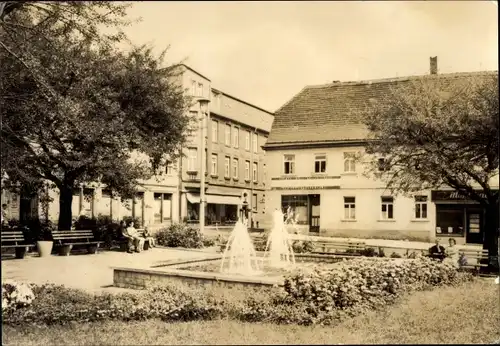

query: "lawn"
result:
(3, 278), (499, 345)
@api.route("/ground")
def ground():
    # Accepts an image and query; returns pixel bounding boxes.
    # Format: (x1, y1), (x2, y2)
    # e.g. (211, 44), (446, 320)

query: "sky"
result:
(120, 1), (498, 112)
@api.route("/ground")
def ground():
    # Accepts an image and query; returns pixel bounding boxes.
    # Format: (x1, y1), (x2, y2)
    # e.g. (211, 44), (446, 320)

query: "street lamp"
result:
(240, 193), (249, 223)
(198, 97), (210, 233)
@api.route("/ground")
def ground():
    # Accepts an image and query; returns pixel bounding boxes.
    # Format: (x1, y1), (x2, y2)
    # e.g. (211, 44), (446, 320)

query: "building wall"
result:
(264, 145), (436, 241)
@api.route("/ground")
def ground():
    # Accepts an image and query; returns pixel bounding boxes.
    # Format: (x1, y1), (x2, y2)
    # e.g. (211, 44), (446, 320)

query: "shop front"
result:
(431, 190), (487, 244)
(186, 190), (241, 226)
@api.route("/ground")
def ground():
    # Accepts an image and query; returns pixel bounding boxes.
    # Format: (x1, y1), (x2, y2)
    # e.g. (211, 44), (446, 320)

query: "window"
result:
(225, 124), (231, 146)
(435, 205), (465, 235)
(211, 154), (218, 176)
(378, 158), (388, 171)
(314, 154), (327, 173)
(284, 154), (295, 175)
(165, 160), (174, 175)
(245, 161), (250, 180)
(344, 197), (356, 220)
(252, 194), (258, 212)
(191, 80), (196, 96)
(281, 195), (308, 225)
(211, 120), (218, 143)
(224, 156), (230, 178)
(381, 196), (394, 219)
(232, 158), (239, 179)
(343, 152), (356, 172)
(153, 193), (172, 224)
(252, 162), (258, 182)
(245, 131), (250, 151)
(187, 148), (197, 172)
(233, 127), (239, 148)
(252, 133), (258, 152)
(415, 196), (428, 219)
(198, 83), (203, 97)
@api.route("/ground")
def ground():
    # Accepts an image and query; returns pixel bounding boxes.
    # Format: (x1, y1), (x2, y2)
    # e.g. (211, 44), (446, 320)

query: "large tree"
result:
(359, 73), (499, 270)
(1, 2), (194, 230)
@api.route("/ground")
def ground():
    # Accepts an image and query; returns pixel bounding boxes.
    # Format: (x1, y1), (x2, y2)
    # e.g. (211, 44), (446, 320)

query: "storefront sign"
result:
(431, 190), (489, 201)
(271, 186), (340, 191)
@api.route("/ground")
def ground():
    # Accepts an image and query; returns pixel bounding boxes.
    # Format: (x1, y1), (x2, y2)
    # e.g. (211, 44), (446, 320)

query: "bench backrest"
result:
(1, 228), (27, 246)
(459, 249), (488, 259)
(52, 229), (95, 244)
(315, 241), (366, 250)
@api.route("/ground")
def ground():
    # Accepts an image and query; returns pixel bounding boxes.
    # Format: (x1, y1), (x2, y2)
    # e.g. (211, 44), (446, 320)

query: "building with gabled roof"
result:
(263, 57), (498, 244)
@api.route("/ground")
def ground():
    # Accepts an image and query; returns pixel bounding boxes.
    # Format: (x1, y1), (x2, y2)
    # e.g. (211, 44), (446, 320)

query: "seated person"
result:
(444, 238), (460, 268)
(143, 227), (156, 248)
(122, 221), (144, 253)
(428, 238), (446, 261)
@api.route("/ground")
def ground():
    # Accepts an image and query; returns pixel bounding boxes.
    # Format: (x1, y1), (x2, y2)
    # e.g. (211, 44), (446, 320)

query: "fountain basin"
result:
(113, 253), (348, 291)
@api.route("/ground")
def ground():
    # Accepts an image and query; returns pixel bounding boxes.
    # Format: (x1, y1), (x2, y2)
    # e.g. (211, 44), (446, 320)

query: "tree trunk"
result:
(58, 185), (73, 230)
(482, 202), (499, 272)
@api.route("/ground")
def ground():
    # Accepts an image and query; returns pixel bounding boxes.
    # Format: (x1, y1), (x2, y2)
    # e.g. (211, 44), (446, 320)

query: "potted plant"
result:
(35, 220), (55, 258)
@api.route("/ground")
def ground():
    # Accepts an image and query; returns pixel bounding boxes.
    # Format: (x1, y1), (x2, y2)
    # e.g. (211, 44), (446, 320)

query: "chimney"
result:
(430, 56), (438, 75)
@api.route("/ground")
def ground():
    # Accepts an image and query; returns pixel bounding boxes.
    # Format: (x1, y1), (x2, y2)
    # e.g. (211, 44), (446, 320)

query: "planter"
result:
(37, 241), (54, 258)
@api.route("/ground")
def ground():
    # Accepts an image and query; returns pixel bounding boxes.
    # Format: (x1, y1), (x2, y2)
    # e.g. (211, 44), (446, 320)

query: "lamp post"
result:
(198, 97), (210, 233)
(240, 193), (249, 223)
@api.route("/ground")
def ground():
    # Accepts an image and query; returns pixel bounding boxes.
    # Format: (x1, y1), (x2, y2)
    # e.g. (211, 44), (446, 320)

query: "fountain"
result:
(263, 209), (296, 268)
(219, 218), (262, 275)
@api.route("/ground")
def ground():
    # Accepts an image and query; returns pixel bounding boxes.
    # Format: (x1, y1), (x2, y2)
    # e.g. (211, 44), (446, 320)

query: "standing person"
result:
(428, 238), (446, 261)
(122, 221), (144, 253)
(1, 203), (8, 227)
(445, 238), (460, 268)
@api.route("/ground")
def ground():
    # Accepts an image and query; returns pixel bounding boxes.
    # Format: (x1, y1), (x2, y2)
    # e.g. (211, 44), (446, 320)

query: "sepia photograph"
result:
(1, 1), (499, 344)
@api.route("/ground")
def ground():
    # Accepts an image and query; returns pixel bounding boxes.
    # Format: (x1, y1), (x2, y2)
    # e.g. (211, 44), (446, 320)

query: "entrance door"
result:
(466, 210), (483, 244)
(309, 194), (320, 233)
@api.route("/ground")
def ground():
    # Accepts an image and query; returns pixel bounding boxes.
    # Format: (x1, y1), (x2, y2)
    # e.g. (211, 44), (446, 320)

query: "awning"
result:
(206, 194), (241, 205)
(186, 192), (200, 204)
(186, 193), (241, 205)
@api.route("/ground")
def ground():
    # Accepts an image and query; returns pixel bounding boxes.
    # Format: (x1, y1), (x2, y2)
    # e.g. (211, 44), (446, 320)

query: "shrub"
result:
(2, 281), (35, 313)
(391, 252), (403, 258)
(155, 223), (204, 248)
(20, 218), (55, 241)
(202, 237), (216, 247)
(272, 257), (473, 325)
(360, 247), (378, 257)
(292, 240), (315, 254)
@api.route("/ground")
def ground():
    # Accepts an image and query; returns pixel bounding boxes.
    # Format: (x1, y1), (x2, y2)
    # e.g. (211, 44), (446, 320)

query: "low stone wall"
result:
(113, 267), (283, 291)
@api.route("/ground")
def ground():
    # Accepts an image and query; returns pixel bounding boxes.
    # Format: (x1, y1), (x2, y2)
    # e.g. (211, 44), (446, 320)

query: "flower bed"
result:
(2, 257), (474, 327)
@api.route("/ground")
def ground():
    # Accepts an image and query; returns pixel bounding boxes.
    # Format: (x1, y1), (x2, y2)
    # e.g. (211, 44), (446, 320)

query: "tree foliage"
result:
(360, 73), (498, 203)
(358, 72), (499, 268)
(1, 2), (194, 229)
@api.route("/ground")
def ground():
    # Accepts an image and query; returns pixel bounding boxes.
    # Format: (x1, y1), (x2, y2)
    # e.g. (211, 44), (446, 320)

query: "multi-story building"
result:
(1, 64), (274, 231)
(263, 58), (498, 244)
(175, 65), (274, 228)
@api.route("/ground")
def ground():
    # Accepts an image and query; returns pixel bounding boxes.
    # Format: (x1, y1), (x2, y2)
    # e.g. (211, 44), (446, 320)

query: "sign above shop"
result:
(431, 190), (494, 201)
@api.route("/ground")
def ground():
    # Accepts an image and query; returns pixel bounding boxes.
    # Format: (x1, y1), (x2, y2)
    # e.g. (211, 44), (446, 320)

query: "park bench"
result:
(312, 240), (367, 255)
(51, 229), (102, 256)
(458, 248), (489, 273)
(118, 229), (152, 252)
(1, 227), (35, 259)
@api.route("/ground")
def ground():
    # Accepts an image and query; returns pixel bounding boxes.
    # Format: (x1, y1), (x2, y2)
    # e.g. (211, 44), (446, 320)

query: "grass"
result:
(3, 278), (499, 345)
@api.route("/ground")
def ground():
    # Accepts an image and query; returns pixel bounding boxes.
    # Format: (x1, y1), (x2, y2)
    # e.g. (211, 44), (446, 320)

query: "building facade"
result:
(176, 65), (274, 229)
(1, 65), (274, 231)
(263, 62), (498, 244)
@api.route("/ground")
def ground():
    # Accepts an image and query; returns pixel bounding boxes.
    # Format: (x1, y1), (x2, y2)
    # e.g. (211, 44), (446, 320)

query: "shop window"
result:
(153, 193), (172, 224)
(435, 205), (465, 235)
(281, 195), (308, 225)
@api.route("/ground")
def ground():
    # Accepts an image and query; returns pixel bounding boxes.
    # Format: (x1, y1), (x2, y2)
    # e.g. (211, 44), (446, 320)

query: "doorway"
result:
(309, 194), (320, 233)
(465, 210), (483, 244)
